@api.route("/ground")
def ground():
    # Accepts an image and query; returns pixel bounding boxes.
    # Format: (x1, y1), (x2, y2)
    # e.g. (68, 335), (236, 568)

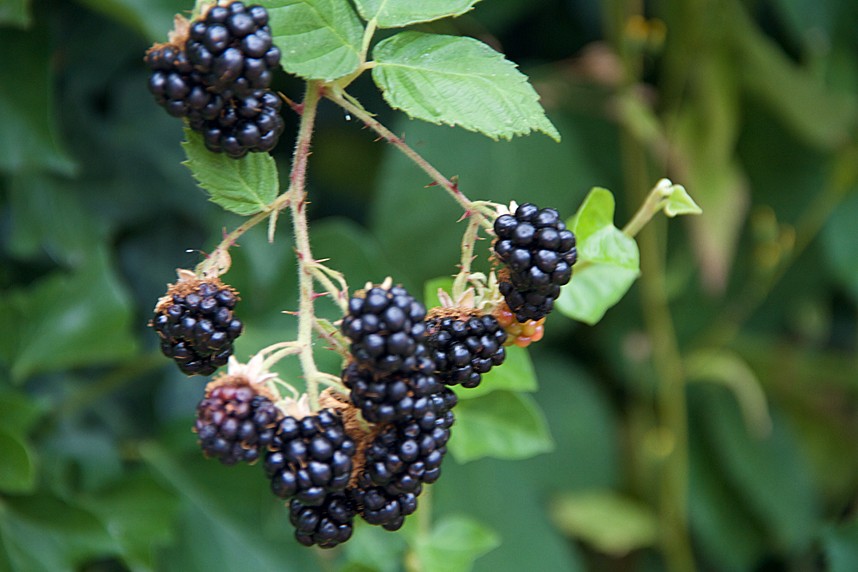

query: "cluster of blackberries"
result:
(339, 284), (458, 534)
(152, 278), (244, 376)
(426, 311), (508, 388)
(493, 203), (578, 322)
(145, 1), (284, 158)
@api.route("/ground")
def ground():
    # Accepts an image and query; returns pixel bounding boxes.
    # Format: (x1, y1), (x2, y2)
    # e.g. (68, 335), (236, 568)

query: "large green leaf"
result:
(0, 495), (117, 572)
(410, 515), (500, 572)
(549, 490), (658, 555)
(0, 25), (75, 175)
(555, 188), (640, 325)
(0, 430), (36, 494)
(0, 248), (138, 383)
(355, 0), (481, 28)
(181, 129), (279, 216)
(372, 32), (560, 141)
(449, 390), (553, 463)
(261, 0), (363, 81)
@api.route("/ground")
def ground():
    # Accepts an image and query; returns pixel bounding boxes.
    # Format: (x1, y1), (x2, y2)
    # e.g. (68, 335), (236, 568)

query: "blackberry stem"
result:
(288, 80), (325, 409)
(622, 179), (674, 238)
(325, 88), (497, 231)
(452, 215), (483, 301)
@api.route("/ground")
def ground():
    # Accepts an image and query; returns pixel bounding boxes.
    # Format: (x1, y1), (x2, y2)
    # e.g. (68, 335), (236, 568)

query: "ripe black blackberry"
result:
(341, 284), (431, 376)
(426, 310), (507, 388)
(290, 492), (356, 548)
(360, 389), (455, 495)
(349, 482), (418, 531)
(186, 2), (281, 97)
(493, 203), (578, 322)
(152, 276), (244, 376)
(188, 89), (284, 158)
(194, 378), (280, 465)
(264, 409), (356, 506)
(145, 43), (225, 121)
(341, 361), (445, 424)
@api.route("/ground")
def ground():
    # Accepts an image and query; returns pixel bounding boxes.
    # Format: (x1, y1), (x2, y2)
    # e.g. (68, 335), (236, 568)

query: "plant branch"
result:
(287, 80), (324, 408)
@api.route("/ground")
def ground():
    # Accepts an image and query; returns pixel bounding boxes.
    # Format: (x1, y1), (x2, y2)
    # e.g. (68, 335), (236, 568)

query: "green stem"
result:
(325, 88), (494, 229)
(623, 181), (671, 238)
(288, 81), (324, 409)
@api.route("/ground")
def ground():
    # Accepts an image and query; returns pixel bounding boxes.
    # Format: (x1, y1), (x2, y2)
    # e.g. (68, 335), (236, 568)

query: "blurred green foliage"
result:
(1, 0), (857, 571)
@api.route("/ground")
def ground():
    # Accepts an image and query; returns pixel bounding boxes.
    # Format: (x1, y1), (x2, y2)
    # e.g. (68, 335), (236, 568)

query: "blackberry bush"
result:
(426, 310), (508, 388)
(186, 1), (281, 97)
(264, 409), (356, 505)
(194, 377), (280, 465)
(493, 203), (578, 322)
(152, 275), (243, 376)
(340, 284), (431, 376)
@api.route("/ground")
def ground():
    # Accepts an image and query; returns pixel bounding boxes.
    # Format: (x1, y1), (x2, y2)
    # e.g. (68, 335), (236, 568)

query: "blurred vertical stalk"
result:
(605, 0), (695, 570)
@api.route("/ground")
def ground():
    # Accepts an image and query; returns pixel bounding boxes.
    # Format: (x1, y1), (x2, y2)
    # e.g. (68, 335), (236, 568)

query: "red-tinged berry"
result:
(494, 301), (545, 348)
(426, 309), (507, 388)
(493, 203), (577, 322)
(264, 409), (356, 505)
(194, 376), (280, 465)
(152, 275), (244, 376)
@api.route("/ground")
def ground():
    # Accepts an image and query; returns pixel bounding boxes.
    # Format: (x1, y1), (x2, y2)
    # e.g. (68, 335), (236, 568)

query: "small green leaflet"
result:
(372, 32), (560, 141)
(663, 181), (702, 217)
(409, 515), (500, 572)
(555, 188), (640, 325)
(260, 0), (363, 81)
(181, 129), (279, 216)
(355, 0), (481, 28)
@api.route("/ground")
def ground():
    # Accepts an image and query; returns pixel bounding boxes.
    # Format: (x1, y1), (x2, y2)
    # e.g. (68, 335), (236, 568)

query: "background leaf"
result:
(181, 129), (279, 216)
(555, 188), (640, 324)
(410, 515), (500, 572)
(261, 0), (363, 81)
(449, 390), (553, 463)
(354, 0), (481, 28)
(372, 32), (560, 141)
(0, 430), (36, 494)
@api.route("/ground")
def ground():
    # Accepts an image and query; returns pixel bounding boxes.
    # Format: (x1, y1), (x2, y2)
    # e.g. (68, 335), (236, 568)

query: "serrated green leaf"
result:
(663, 183), (703, 217)
(0, 248), (137, 383)
(355, 0), (481, 28)
(181, 129), (279, 216)
(550, 490), (658, 555)
(372, 32), (560, 141)
(0, 430), (36, 494)
(0, 25), (75, 175)
(555, 188), (640, 325)
(449, 391), (553, 463)
(261, 0), (363, 81)
(412, 515), (500, 572)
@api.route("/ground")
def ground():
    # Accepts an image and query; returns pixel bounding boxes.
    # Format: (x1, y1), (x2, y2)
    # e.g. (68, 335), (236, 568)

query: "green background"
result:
(1, 0), (857, 570)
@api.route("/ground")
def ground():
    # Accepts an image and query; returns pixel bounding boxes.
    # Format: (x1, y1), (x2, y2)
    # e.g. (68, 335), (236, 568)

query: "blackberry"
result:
(152, 277), (243, 376)
(264, 409), (356, 506)
(340, 284), (431, 376)
(186, 2), (281, 97)
(348, 483), (418, 532)
(341, 361), (444, 424)
(426, 311), (507, 388)
(290, 492), (356, 548)
(194, 379), (280, 465)
(360, 389), (455, 495)
(145, 43), (227, 121)
(493, 203), (577, 322)
(188, 89), (284, 158)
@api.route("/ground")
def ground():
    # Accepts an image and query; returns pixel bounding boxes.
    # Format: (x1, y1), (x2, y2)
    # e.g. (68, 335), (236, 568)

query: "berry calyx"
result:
(426, 308), (507, 388)
(151, 273), (244, 376)
(493, 203), (577, 322)
(194, 375), (280, 465)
